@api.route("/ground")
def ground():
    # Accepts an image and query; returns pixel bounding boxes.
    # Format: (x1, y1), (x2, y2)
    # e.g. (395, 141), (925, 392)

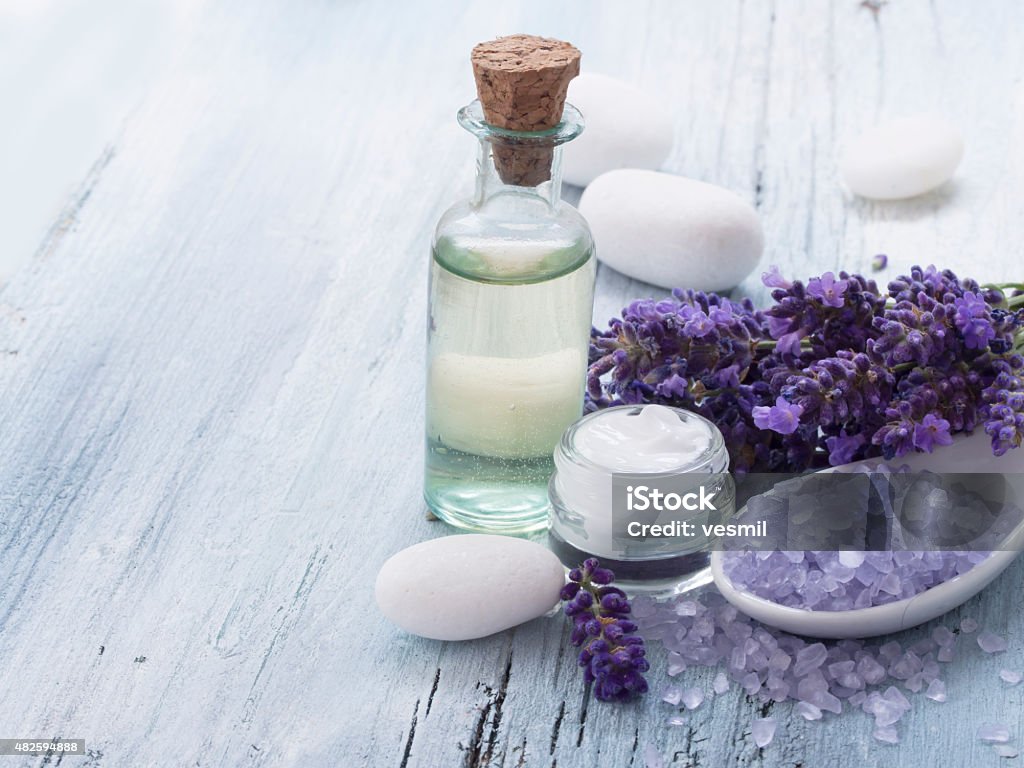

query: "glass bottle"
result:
(424, 100), (596, 533)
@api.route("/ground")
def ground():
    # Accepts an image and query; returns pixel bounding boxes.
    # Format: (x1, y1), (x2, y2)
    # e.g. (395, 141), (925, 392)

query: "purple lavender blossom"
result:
(562, 559), (648, 702)
(762, 265), (793, 290)
(953, 291), (996, 350)
(776, 352), (894, 428)
(587, 264), (1024, 472)
(872, 254), (888, 271)
(806, 272), (849, 308)
(682, 309), (716, 338)
(753, 396), (804, 435)
(913, 413), (954, 452)
(825, 432), (866, 466)
(981, 357), (1024, 455)
(874, 415), (917, 459)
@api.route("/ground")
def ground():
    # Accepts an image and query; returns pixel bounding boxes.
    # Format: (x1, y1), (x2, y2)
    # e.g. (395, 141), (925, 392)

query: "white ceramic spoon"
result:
(710, 429), (1024, 638)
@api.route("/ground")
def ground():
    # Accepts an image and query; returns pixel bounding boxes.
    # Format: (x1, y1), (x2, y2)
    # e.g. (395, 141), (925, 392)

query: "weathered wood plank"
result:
(1, 1), (1023, 767)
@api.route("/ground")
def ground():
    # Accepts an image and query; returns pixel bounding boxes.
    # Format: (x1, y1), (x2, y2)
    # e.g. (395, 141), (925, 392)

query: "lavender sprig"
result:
(587, 264), (1024, 471)
(561, 559), (648, 702)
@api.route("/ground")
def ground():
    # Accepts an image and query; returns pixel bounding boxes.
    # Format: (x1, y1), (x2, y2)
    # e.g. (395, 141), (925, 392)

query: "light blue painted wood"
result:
(0, 1), (1022, 766)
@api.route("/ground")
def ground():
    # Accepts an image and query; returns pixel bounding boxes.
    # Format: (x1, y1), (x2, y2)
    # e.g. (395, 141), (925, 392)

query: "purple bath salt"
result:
(681, 688), (704, 710)
(635, 590), (979, 748)
(741, 671), (761, 695)
(827, 660), (855, 678)
(873, 725), (900, 744)
(857, 655), (888, 685)
(644, 744), (665, 768)
(667, 715), (687, 727)
(675, 601), (698, 617)
(768, 648), (792, 672)
(722, 549), (988, 611)
(890, 651), (923, 681)
(994, 745), (1020, 758)
(869, 689), (910, 729)
(999, 669), (1022, 685)
(795, 701), (823, 721)
(713, 671), (730, 695)
(838, 550), (866, 568)
(667, 652), (686, 676)
(751, 717), (777, 747)
(879, 641), (902, 661)
(924, 679), (947, 702)
(978, 723), (1011, 743)
(793, 643), (828, 677)
(978, 631), (1009, 654)
(932, 625), (956, 647)
(662, 685), (682, 706)
(961, 617), (979, 633)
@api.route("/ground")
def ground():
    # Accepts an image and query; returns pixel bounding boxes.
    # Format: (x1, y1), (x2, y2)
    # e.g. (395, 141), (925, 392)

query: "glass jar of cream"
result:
(548, 404), (735, 594)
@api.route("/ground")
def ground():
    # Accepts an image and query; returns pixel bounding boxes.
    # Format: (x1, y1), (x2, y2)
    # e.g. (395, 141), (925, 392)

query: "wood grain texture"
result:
(1, 1), (1023, 766)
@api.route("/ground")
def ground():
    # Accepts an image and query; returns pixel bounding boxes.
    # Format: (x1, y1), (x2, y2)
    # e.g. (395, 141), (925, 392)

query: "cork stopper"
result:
(471, 34), (581, 186)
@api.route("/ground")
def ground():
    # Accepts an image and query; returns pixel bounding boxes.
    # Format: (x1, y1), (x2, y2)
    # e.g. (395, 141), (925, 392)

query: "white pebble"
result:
(840, 115), (964, 200)
(375, 534), (564, 640)
(563, 73), (674, 187)
(579, 170), (763, 291)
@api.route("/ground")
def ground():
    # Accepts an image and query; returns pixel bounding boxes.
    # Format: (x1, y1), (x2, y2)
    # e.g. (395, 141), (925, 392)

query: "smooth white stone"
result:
(375, 534), (565, 641)
(579, 169), (763, 290)
(563, 73), (674, 187)
(840, 115), (964, 200)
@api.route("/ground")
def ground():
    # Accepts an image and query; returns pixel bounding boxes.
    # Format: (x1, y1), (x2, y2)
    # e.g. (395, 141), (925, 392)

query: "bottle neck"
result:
(473, 139), (563, 210)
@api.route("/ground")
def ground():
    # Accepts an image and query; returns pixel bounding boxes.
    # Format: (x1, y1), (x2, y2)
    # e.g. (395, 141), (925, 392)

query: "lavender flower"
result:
(763, 269), (887, 361)
(587, 264), (1024, 472)
(752, 396), (803, 434)
(825, 432), (866, 466)
(953, 292), (995, 350)
(872, 254), (888, 271)
(806, 272), (849, 308)
(775, 352), (894, 428)
(913, 413), (954, 452)
(762, 265), (792, 290)
(562, 559), (648, 702)
(983, 360), (1024, 455)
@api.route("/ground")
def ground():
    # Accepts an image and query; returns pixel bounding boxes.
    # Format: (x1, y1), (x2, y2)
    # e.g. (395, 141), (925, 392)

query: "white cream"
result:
(550, 405), (728, 560)
(573, 403), (713, 472)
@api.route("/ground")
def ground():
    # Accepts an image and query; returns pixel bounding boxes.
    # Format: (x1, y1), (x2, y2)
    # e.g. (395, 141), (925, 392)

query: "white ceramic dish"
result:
(710, 430), (1024, 638)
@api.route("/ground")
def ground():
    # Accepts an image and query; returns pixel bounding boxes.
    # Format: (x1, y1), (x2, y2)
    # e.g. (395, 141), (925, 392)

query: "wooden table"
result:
(2, 1), (1022, 765)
